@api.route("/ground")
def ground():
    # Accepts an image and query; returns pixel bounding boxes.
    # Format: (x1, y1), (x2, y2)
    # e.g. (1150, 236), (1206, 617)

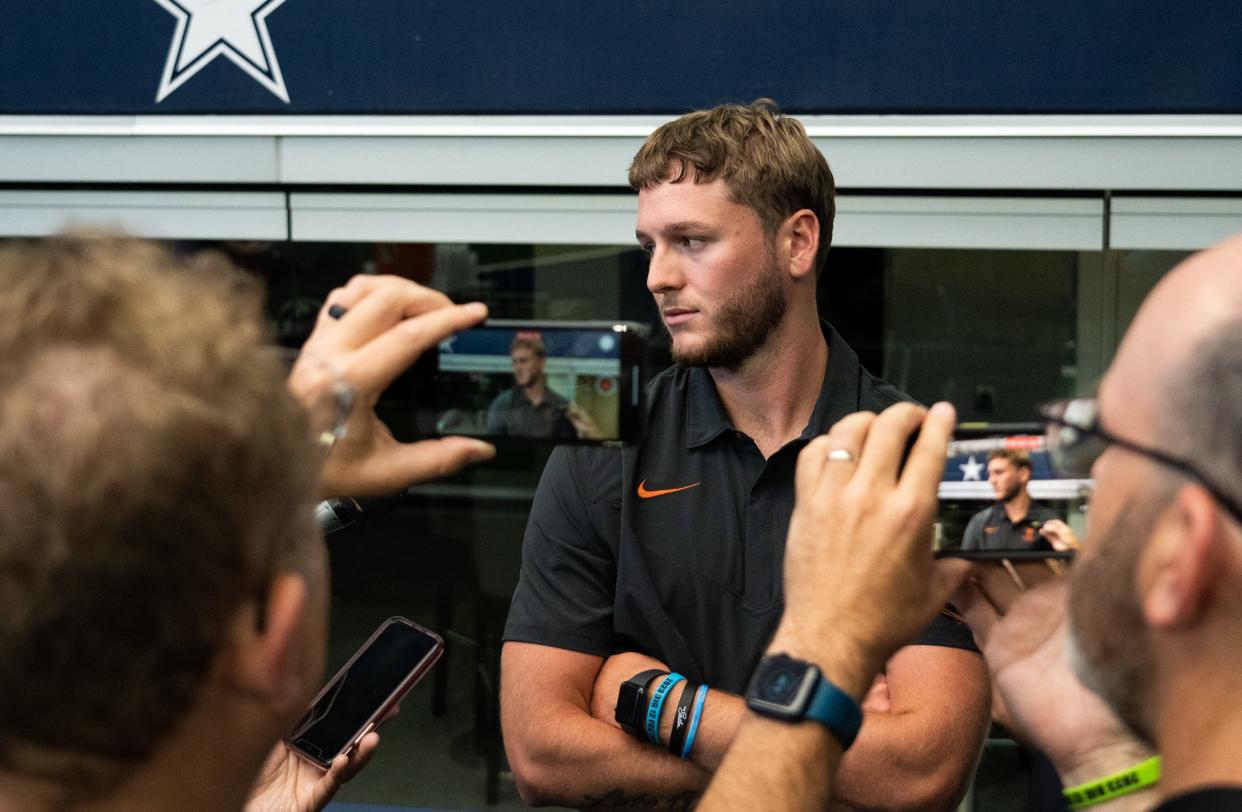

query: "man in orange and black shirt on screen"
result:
(961, 449), (1065, 552)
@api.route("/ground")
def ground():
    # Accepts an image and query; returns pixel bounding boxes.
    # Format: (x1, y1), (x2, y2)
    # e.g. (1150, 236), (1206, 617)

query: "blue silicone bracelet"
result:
(645, 673), (684, 744)
(680, 684), (709, 760)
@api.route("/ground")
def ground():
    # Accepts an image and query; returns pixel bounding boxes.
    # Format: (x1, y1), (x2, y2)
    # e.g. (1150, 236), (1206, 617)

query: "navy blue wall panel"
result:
(1, 0), (1239, 114)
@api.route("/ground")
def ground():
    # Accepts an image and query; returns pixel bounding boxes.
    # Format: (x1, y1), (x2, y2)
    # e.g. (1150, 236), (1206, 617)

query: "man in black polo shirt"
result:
(486, 335), (577, 440)
(500, 100), (990, 810)
(961, 449), (1062, 551)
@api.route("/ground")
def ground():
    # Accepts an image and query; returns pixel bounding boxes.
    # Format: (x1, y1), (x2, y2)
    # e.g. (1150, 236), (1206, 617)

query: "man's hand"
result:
(566, 402), (603, 440)
(954, 581), (1153, 785)
(287, 275), (495, 499)
(770, 402), (971, 695)
(700, 403), (978, 812)
(1039, 519), (1080, 551)
(590, 651), (669, 728)
(245, 735), (379, 812)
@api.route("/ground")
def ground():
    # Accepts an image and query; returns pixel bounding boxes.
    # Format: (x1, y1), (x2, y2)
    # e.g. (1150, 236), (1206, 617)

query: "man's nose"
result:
(645, 245), (683, 295)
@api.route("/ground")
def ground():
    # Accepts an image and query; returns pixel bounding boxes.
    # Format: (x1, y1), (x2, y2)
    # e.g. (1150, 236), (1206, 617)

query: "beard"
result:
(1065, 493), (1163, 746)
(667, 252), (787, 370)
(997, 481), (1023, 503)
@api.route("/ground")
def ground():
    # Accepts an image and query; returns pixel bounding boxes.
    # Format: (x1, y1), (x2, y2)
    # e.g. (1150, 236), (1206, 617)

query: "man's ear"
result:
(1142, 484), (1224, 629)
(225, 573), (311, 714)
(1018, 466), (1033, 486)
(782, 209), (820, 281)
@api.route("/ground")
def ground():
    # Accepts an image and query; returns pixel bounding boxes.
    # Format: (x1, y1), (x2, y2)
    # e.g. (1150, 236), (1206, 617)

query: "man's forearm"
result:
(682, 679), (976, 811)
(509, 707), (709, 808)
(586, 654), (748, 775)
(703, 710), (982, 812)
(602, 676), (965, 810)
(698, 713), (843, 812)
(827, 708), (963, 811)
(827, 650), (990, 811)
(654, 687), (746, 773)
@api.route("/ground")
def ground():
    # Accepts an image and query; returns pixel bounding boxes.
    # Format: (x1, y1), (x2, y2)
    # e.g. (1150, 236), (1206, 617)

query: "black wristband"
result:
(666, 679), (700, 756)
(615, 668), (667, 741)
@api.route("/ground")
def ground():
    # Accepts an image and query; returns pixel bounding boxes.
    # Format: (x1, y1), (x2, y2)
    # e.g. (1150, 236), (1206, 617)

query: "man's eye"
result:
(681, 237), (706, 249)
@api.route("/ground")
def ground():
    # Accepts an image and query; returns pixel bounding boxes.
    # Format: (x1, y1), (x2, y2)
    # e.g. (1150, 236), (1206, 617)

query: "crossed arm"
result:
(501, 643), (708, 809)
(501, 639), (988, 810)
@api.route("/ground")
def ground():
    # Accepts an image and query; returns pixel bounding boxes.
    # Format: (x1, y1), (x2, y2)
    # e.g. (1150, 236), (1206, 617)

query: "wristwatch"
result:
(744, 653), (863, 749)
(615, 668), (666, 741)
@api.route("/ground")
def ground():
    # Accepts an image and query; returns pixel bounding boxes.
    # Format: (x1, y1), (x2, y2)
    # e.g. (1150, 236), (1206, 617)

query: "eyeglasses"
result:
(1039, 397), (1242, 527)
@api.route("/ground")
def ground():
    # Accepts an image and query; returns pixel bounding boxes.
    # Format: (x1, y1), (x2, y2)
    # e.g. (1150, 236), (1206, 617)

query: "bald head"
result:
(1097, 235), (1242, 528)
(1120, 235), (1242, 368)
(1103, 235), (1242, 441)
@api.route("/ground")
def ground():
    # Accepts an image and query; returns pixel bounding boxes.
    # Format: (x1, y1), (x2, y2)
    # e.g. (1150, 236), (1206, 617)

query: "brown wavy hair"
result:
(628, 98), (836, 276)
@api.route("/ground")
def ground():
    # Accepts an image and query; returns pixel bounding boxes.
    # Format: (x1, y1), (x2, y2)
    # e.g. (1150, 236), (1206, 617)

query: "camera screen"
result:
(288, 621), (437, 762)
(934, 429), (1090, 554)
(417, 325), (630, 442)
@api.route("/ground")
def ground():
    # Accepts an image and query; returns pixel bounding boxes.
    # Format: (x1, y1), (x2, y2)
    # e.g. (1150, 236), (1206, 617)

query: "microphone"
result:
(316, 492), (408, 535)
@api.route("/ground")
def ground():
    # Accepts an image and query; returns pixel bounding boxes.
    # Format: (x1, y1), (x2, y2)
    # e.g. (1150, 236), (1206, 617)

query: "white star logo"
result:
(153, 0), (291, 103)
(959, 455), (985, 481)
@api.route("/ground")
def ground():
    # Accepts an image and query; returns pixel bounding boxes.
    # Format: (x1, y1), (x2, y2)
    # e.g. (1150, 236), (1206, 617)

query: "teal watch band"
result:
(745, 653), (864, 749)
(803, 672), (863, 748)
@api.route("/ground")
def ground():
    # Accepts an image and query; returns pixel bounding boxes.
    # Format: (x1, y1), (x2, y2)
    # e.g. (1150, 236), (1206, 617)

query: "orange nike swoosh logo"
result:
(637, 480), (701, 499)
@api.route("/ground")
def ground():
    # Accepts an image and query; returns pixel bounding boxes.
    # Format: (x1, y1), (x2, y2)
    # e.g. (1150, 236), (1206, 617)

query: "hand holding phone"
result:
(286, 617), (443, 770)
(248, 725), (381, 811)
(291, 276), (495, 498)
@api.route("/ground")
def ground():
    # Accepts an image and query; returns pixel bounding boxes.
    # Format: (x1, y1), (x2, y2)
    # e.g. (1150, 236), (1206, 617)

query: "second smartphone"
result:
(286, 617), (444, 769)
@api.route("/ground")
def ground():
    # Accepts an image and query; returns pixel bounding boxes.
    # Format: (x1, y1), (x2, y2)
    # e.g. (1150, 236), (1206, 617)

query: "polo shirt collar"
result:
(806, 322), (864, 438)
(684, 365), (732, 448)
(683, 321), (864, 449)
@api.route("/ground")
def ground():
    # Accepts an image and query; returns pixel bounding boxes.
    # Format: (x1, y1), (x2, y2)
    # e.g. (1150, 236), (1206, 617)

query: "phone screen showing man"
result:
(934, 426), (1088, 555)
(404, 321), (645, 443)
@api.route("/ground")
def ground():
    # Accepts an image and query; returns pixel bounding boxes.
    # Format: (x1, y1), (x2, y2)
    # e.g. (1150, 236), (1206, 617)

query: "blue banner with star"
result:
(945, 450), (1058, 483)
(2, 0), (1241, 114)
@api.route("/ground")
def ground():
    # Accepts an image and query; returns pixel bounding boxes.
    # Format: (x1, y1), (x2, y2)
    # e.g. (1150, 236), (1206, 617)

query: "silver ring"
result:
(826, 448), (856, 463)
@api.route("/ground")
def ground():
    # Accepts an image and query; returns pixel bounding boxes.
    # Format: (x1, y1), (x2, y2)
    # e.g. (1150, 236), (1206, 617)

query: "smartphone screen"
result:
(287, 618), (443, 768)
(932, 423), (1090, 557)
(395, 320), (647, 444)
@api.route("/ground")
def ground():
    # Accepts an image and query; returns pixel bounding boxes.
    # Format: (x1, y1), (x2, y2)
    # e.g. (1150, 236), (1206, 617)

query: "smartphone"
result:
(934, 549), (1075, 561)
(932, 422), (1090, 556)
(390, 319), (648, 444)
(286, 617), (443, 769)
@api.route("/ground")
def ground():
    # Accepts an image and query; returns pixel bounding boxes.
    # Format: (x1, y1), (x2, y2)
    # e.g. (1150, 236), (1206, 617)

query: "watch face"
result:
(615, 684), (643, 726)
(746, 655), (817, 719)
(758, 661), (806, 704)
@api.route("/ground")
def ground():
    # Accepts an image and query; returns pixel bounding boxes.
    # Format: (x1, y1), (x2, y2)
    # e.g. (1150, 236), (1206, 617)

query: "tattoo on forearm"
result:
(579, 789), (699, 811)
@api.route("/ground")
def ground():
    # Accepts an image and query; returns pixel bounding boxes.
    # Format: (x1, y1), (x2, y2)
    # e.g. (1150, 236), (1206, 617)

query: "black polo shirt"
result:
(504, 323), (977, 694)
(961, 502), (1061, 552)
(486, 386), (575, 439)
